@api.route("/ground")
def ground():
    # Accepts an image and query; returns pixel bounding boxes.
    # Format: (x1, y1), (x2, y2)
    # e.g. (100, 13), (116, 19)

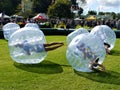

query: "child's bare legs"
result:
(105, 45), (111, 54)
(106, 48), (111, 54)
(89, 58), (105, 71)
(44, 42), (64, 46)
(104, 43), (111, 54)
(44, 42), (64, 51)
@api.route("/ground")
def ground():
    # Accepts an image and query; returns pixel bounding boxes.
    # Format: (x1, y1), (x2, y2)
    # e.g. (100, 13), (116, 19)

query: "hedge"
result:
(0, 28), (120, 39)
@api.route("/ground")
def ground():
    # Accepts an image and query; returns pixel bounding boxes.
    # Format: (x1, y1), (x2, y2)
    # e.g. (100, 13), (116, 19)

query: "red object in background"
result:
(33, 13), (49, 20)
(38, 16), (44, 20)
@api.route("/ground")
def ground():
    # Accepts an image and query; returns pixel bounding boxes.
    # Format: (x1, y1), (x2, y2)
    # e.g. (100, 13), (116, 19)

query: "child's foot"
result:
(59, 42), (64, 45)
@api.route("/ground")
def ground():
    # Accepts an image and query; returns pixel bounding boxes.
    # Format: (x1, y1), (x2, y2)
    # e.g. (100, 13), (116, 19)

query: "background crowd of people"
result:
(0, 17), (120, 30)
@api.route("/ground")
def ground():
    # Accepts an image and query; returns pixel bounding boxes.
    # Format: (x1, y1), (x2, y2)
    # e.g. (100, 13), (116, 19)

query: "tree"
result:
(71, 0), (76, 5)
(111, 12), (116, 19)
(116, 13), (120, 19)
(47, 0), (74, 18)
(32, 0), (52, 14)
(0, 0), (21, 15)
(78, 7), (83, 16)
(98, 12), (105, 15)
(87, 10), (97, 15)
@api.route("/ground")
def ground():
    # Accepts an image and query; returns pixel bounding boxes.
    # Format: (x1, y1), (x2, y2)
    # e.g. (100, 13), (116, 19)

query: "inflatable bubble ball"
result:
(2, 22), (20, 40)
(8, 27), (47, 64)
(67, 28), (89, 45)
(25, 23), (40, 29)
(66, 33), (106, 72)
(90, 25), (116, 50)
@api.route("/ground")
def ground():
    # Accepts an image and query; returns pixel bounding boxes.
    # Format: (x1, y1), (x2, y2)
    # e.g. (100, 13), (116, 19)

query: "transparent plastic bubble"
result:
(66, 33), (106, 72)
(67, 28), (89, 45)
(25, 23), (40, 29)
(2, 22), (20, 40)
(8, 27), (47, 64)
(90, 25), (116, 50)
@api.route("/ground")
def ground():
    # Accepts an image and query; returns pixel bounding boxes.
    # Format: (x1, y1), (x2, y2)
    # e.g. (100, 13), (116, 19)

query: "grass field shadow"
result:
(110, 49), (120, 56)
(74, 70), (120, 85)
(14, 60), (63, 74)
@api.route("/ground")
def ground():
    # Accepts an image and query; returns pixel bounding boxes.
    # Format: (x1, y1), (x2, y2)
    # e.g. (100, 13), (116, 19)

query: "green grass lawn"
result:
(0, 35), (120, 90)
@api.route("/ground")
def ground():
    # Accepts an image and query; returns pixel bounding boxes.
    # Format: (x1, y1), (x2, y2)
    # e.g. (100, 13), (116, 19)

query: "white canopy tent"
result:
(11, 15), (23, 19)
(33, 13), (49, 20)
(0, 13), (10, 18)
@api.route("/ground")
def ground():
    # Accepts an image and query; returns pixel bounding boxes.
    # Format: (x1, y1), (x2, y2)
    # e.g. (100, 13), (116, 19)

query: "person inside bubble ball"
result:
(104, 42), (111, 54)
(89, 58), (105, 72)
(15, 40), (64, 55)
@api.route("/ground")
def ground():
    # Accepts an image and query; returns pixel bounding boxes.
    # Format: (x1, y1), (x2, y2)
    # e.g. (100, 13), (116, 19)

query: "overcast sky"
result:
(77, 0), (120, 14)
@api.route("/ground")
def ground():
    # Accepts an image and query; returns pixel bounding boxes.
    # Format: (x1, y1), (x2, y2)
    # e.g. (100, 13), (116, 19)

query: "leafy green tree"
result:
(71, 0), (76, 5)
(78, 7), (83, 16)
(116, 13), (120, 19)
(87, 10), (97, 15)
(111, 12), (116, 19)
(0, 0), (20, 15)
(47, 0), (74, 18)
(32, 0), (52, 14)
(98, 12), (105, 15)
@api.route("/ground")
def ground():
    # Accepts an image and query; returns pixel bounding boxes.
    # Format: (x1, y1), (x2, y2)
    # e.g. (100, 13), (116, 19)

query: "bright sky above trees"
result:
(77, 0), (120, 14)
